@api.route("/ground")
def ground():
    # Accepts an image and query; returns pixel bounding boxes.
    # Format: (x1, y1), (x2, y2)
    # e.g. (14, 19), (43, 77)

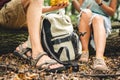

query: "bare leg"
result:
(92, 15), (108, 70)
(78, 9), (92, 62)
(92, 16), (106, 59)
(21, 0), (63, 69)
(27, 0), (44, 58)
(78, 9), (92, 51)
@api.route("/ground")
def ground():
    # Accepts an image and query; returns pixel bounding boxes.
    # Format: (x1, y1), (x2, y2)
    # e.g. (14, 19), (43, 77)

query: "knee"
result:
(29, 0), (43, 4)
(92, 15), (105, 30)
(92, 15), (103, 22)
(21, 0), (43, 11)
(81, 9), (92, 19)
(21, 0), (43, 6)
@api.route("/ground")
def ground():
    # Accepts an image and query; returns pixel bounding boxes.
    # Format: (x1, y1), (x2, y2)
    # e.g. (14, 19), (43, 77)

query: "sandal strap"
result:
(31, 52), (47, 66)
(18, 44), (31, 53)
(13, 44), (32, 59)
(37, 60), (57, 69)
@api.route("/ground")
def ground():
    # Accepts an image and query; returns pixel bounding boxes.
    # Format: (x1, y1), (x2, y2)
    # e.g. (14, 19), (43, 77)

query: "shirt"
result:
(81, 0), (111, 17)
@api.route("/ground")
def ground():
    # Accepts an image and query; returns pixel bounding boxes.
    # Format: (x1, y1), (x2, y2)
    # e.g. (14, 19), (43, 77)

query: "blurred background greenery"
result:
(44, 0), (120, 25)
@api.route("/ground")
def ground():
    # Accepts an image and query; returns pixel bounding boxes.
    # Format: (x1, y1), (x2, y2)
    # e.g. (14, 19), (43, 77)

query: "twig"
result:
(80, 72), (120, 78)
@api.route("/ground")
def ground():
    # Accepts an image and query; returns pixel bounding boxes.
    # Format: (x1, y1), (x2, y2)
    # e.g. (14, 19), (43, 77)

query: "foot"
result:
(15, 41), (31, 57)
(93, 58), (109, 71)
(32, 52), (64, 71)
(79, 51), (89, 62)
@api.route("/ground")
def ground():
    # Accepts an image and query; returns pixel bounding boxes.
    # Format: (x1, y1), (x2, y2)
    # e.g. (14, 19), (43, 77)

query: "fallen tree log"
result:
(0, 27), (28, 54)
(112, 21), (120, 29)
(0, 23), (120, 55)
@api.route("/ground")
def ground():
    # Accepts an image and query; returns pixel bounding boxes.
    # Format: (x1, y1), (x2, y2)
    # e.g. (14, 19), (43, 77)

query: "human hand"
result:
(95, 0), (102, 4)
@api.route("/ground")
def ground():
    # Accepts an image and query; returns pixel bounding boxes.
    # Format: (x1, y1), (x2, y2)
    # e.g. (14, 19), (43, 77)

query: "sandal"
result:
(13, 44), (32, 60)
(31, 52), (66, 73)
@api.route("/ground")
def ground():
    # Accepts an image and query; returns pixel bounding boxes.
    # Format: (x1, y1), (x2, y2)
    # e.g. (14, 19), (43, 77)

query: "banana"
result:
(50, 0), (56, 6)
(50, 0), (69, 6)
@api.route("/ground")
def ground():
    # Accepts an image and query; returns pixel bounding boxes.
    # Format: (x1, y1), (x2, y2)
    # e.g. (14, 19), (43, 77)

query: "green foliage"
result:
(44, 0), (120, 22)
(44, 0), (50, 6)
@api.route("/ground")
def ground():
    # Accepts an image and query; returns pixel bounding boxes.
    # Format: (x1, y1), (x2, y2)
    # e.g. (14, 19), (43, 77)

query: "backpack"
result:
(41, 12), (82, 65)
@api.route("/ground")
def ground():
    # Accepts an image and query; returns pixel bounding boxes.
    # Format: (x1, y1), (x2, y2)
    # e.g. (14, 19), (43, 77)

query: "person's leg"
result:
(78, 9), (92, 51)
(1, 0), (63, 70)
(92, 15), (108, 70)
(92, 15), (106, 59)
(26, 0), (43, 58)
(78, 9), (92, 62)
(24, 0), (63, 69)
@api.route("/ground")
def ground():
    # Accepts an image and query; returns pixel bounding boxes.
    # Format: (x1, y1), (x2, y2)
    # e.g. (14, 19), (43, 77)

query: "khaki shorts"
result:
(0, 0), (26, 29)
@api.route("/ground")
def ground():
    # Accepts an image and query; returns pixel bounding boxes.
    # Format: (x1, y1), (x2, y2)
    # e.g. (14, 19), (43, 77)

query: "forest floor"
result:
(0, 54), (120, 80)
(0, 29), (120, 80)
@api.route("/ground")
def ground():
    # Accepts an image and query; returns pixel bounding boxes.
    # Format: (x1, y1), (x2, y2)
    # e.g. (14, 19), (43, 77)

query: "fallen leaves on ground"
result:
(0, 53), (120, 80)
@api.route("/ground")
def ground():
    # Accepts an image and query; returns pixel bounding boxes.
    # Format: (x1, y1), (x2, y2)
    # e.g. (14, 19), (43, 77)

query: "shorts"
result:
(0, 0), (26, 29)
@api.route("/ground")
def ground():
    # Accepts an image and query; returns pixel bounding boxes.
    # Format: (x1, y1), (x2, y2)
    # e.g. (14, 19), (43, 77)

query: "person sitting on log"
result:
(72, 0), (117, 71)
(0, 0), (69, 72)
